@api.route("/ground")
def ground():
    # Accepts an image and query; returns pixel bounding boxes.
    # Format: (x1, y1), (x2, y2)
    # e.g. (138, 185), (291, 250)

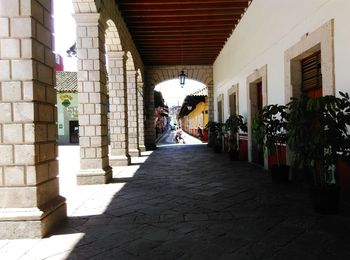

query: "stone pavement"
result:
(1, 144), (350, 259)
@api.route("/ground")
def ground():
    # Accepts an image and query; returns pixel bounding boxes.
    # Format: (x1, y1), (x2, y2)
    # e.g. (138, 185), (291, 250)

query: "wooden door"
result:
(252, 82), (264, 166)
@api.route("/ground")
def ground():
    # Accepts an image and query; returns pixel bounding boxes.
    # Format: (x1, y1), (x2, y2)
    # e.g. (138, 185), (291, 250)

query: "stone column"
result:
(108, 51), (130, 166)
(137, 83), (146, 152)
(74, 13), (112, 184)
(207, 83), (214, 121)
(127, 70), (140, 157)
(144, 84), (157, 150)
(0, 0), (66, 238)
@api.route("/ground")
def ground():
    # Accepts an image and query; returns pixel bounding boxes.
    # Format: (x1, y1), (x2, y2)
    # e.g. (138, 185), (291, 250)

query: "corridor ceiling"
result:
(116, 0), (251, 65)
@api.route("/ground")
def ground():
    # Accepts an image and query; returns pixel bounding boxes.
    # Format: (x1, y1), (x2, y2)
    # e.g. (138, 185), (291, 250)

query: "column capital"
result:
(73, 13), (100, 26)
(127, 70), (137, 76)
(108, 51), (126, 60)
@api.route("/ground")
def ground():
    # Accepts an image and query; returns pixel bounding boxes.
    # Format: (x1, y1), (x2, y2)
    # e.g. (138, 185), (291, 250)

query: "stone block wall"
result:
(127, 69), (140, 157)
(0, 0), (66, 239)
(108, 51), (130, 166)
(137, 82), (146, 152)
(74, 13), (112, 184)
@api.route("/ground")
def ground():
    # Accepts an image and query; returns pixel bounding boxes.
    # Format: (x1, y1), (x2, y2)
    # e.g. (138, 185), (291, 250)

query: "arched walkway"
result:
(143, 65), (214, 149)
(73, 0), (146, 184)
(0, 0), (148, 238)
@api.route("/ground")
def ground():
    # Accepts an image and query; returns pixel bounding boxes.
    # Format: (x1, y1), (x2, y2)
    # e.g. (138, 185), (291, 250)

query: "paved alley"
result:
(1, 144), (350, 259)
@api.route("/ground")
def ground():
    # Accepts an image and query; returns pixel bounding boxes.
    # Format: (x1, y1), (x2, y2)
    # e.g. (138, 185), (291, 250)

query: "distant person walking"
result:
(197, 126), (203, 140)
(175, 129), (185, 143)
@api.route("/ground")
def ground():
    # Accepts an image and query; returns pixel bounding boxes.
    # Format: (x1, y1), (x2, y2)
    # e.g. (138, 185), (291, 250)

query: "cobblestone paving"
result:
(1, 144), (350, 259)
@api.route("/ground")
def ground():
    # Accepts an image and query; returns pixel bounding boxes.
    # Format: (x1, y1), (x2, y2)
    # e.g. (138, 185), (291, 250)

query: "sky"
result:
(53, 0), (77, 71)
(53, 0), (205, 105)
(155, 79), (206, 107)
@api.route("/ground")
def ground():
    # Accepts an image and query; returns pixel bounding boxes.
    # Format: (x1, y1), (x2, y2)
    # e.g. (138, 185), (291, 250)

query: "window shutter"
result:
(301, 52), (322, 91)
(229, 93), (236, 116)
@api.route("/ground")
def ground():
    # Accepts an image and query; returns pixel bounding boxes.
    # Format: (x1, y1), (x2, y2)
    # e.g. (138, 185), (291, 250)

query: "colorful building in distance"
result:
(179, 87), (209, 141)
(56, 72), (79, 144)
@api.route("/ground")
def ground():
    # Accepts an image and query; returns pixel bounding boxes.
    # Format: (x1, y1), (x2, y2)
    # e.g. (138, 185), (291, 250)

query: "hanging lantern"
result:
(179, 70), (186, 88)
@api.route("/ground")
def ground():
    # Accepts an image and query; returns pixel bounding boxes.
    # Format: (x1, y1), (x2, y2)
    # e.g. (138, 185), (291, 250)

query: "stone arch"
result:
(72, 0), (143, 70)
(143, 65), (214, 149)
(126, 51), (136, 71)
(145, 65), (213, 88)
(137, 68), (143, 84)
(102, 0), (143, 70)
(105, 20), (123, 52)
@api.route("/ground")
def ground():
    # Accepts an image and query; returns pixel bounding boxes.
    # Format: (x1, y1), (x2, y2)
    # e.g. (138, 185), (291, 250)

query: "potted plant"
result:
(287, 92), (350, 213)
(252, 104), (289, 182)
(205, 121), (224, 152)
(206, 121), (217, 148)
(225, 114), (247, 160)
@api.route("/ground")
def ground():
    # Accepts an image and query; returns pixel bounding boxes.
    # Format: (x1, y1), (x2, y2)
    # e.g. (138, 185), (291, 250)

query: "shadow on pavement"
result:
(54, 144), (350, 259)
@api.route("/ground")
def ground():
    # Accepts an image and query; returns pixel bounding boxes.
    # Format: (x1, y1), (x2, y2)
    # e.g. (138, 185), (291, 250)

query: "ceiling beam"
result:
(116, 0), (251, 65)
(117, 0), (249, 4)
(119, 5), (247, 12)
(121, 9), (245, 18)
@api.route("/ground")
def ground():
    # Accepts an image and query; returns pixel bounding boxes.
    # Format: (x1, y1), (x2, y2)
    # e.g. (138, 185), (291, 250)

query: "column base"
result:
(139, 145), (146, 152)
(0, 196), (67, 239)
(109, 155), (131, 166)
(128, 149), (141, 157)
(77, 166), (112, 185)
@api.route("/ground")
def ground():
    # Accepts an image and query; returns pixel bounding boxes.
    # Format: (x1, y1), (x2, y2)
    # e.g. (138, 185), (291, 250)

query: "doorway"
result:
(69, 120), (79, 144)
(251, 81), (264, 166)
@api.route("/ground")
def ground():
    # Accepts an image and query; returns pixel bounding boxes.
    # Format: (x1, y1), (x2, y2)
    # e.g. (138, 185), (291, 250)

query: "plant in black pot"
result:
(204, 121), (216, 147)
(252, 104), (289, 182)
(225, 114), (247, 160)
(206, 121), (217, 148)
(287, 92), (350, 213)
(205, 121), (224, 152)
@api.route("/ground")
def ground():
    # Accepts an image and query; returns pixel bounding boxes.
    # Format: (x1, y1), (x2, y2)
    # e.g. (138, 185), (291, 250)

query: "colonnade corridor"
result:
(1, 144), (350, 259)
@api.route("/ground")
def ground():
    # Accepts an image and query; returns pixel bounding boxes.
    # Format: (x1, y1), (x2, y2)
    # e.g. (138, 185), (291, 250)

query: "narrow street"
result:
(156, 128), (203, 146)
(1, 143), (349, 259)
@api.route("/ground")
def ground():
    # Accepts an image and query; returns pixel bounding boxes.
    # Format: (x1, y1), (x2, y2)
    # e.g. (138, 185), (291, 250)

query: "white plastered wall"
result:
(213, 0), (350, 161)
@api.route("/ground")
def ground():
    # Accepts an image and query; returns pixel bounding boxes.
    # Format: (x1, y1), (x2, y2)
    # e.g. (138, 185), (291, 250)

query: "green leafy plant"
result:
(205, 121), (224, 152)
(225, 114), (247, 158)
(287, 92), (350, 186)
(252, 104), (288, 167)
